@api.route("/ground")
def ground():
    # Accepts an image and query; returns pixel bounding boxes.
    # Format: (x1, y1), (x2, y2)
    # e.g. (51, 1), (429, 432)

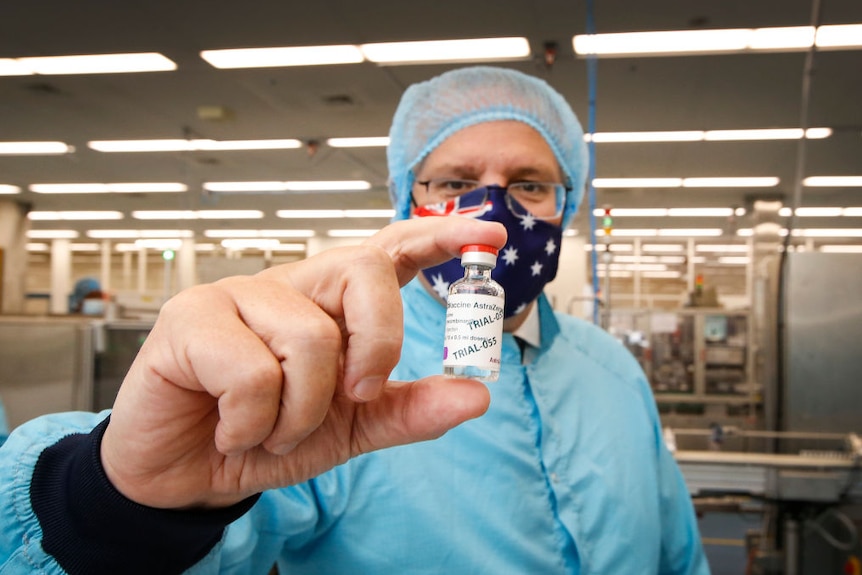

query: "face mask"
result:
(81, 298), (105, 316)
(414, 186), (563, 318)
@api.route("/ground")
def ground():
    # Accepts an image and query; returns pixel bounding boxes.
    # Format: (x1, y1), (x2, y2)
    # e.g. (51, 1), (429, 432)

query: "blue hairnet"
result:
(387, 66), (589, 228)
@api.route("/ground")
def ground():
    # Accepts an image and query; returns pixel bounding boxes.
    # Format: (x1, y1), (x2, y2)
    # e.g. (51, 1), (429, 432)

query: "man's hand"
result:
(100, 217), (506, 509)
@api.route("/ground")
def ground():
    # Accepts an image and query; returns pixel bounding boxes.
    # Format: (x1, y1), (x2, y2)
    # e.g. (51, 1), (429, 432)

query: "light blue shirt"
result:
(0, 280), (708, 574)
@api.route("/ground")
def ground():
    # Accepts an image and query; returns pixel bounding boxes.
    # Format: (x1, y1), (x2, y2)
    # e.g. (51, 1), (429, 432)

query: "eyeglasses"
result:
(414, 178), (568, 220)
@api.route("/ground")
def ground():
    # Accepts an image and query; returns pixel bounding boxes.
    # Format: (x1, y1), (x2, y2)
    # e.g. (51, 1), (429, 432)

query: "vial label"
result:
(443, 293), (504, 372)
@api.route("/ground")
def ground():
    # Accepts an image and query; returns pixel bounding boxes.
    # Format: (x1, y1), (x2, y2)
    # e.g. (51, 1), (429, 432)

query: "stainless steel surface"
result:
(784, 253), (862, 435)
(0, 317), (94, 429)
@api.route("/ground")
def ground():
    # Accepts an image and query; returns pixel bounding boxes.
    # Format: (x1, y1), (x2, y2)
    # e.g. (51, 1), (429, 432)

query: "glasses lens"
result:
(506, 183), (565, 219)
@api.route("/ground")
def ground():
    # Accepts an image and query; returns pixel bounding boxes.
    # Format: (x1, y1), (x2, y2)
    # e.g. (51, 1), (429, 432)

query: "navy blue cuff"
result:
(31, 415), (261, 575)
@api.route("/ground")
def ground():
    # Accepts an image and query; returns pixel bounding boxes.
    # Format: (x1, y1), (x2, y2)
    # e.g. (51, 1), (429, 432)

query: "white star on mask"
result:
(545, 238), (557, 255)
(501, 246), (519, 266)
(531, 261), (543, 276)
(519, 213), (537, 230)
(430, 273), (450, 300)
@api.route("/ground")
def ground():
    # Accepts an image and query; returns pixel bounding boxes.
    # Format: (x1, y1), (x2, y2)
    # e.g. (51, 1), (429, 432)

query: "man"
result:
(0, 66), (708, 574)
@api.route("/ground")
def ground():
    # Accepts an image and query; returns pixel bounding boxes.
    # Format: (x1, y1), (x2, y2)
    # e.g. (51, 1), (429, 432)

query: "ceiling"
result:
(2, 0), (861, 247)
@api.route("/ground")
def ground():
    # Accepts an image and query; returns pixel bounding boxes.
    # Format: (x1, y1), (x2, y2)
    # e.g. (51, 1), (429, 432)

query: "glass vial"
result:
(443, 244), (505, 382)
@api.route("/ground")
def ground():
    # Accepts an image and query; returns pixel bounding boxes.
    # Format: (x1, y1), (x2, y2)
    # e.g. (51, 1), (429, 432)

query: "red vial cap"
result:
(460, 244), (499, 256)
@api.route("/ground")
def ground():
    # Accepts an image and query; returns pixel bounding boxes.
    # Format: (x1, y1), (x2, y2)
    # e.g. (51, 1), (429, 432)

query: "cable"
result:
(774, 0), (821, 437)
(585, 0), (600, 325)
(805, 507), (859, 552)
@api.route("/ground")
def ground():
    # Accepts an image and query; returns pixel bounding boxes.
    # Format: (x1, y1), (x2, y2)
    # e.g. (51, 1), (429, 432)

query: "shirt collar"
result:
(512, 303), (541, 349)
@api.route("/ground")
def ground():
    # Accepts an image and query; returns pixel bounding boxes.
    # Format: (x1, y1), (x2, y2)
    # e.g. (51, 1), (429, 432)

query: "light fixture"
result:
(819, 245), (862, 253)
(641, 244), (685, 253)
(573, 24), (862, 57)
(26, 230), (80, 239)
(815, 24), (862, 49)
(794, 229), (862, 238)
(204, 229), (315, 238)
(592, 178), (683, 188)
(695, 244), (749, 253)
(682, 177), (779, 188)
(643, 271), (683, 279)
(86, 229), (194, 239)
(804, 176), (862, 187)
(360, 37), (531, 65)
(135, 239), (184, 250)
(327, 229), (380, 238)
(326, 137), (390, 148)
(0, 184), (21, 194)
(658, 228), (724, 237)
(89, 138), (303, 152)
(200, 45), (364, 69)
(588, 131), (703, 143)
(221, 239), (282, 250)
(717, 256), (751, 265)
(30, 183), (187, 194)
(204, 180), (371, 192)
(586, 127), (831, 143)
(131, 210), (263, 220)
(593, 208), (669, 217)
(0, 142), (73, 154)
(5, 53), (177, 75)
(28, 211), (124, 221)
(668, 208), (735, 217)
(792, 207), (845, 217)
(275, 209), (394, 219)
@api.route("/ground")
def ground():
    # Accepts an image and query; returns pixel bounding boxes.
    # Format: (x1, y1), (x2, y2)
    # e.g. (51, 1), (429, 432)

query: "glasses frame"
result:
(413, 178), (569, 221)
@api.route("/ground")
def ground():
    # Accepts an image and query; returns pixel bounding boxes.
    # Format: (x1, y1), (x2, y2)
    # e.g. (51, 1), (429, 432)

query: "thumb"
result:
(349, 376), (491, 455)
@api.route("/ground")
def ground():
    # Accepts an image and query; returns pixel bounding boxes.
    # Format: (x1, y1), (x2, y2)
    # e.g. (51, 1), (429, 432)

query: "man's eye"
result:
(443, 180), (472, 191)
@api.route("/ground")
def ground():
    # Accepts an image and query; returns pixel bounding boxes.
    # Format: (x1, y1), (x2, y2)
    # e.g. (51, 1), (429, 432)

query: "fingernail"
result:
(353, 377), (382, 402)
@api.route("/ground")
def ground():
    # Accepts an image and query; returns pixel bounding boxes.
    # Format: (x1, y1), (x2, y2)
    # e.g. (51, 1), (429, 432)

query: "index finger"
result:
(364, 217), (507, 286)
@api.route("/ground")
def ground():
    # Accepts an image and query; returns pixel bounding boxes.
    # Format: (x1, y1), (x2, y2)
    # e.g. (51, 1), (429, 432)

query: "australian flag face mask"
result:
(413, 185), (563, 318)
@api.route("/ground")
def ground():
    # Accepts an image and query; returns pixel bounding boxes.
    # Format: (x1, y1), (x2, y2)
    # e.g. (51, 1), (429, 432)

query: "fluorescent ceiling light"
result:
(843, 208), (862, 216)
(204, 180), (371, 192)
(593, 208), (668, 216)
(658, 228), (724, 237)
(327, 229), (380, 238)
(204, 229), (314, 238)
(572, 25), (862, 57)
(593, 178), (683, 188)
(326, 137), (390, 148)
(27, 230), (80, 239)
(682, 177), (779, 188)
(589, 131), (704, 143)
(0, 184), (21, 194)
(26, 243), (48, 251)
(642, 244), (684, 252)
(221, 239), (282, 250)
(28, 211), (124, 221)
(277, 210), (344, 218)
(0, 141), (73, 154)
(285, 180), (371, 191)
(717, 256), (751, 265)
(804, 176), (862, 187)
(696, 244), (749, 253)
(131, 210), (263, 220)
(587, 127), (831, 143)
(816, 24), (862, 49)
(11, 53), (176, 75)
(597, 229), (658, 237)
(642, 271), (683, 279)
(792, 207), (844, 217)
(819, 245), (862, 253)
(668, 208), (735, 217)
(201, 45), (364, 69)
(89, 139), (302, 152)
(30, 183), (187, 194)
(794, 228), (862, 238)
(87, 229), (194, 239)
(135, 239), (184, 250)
(360, 37), (530, 64)
(344, 209), (396, 218)
(68, 243), (102, 252)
